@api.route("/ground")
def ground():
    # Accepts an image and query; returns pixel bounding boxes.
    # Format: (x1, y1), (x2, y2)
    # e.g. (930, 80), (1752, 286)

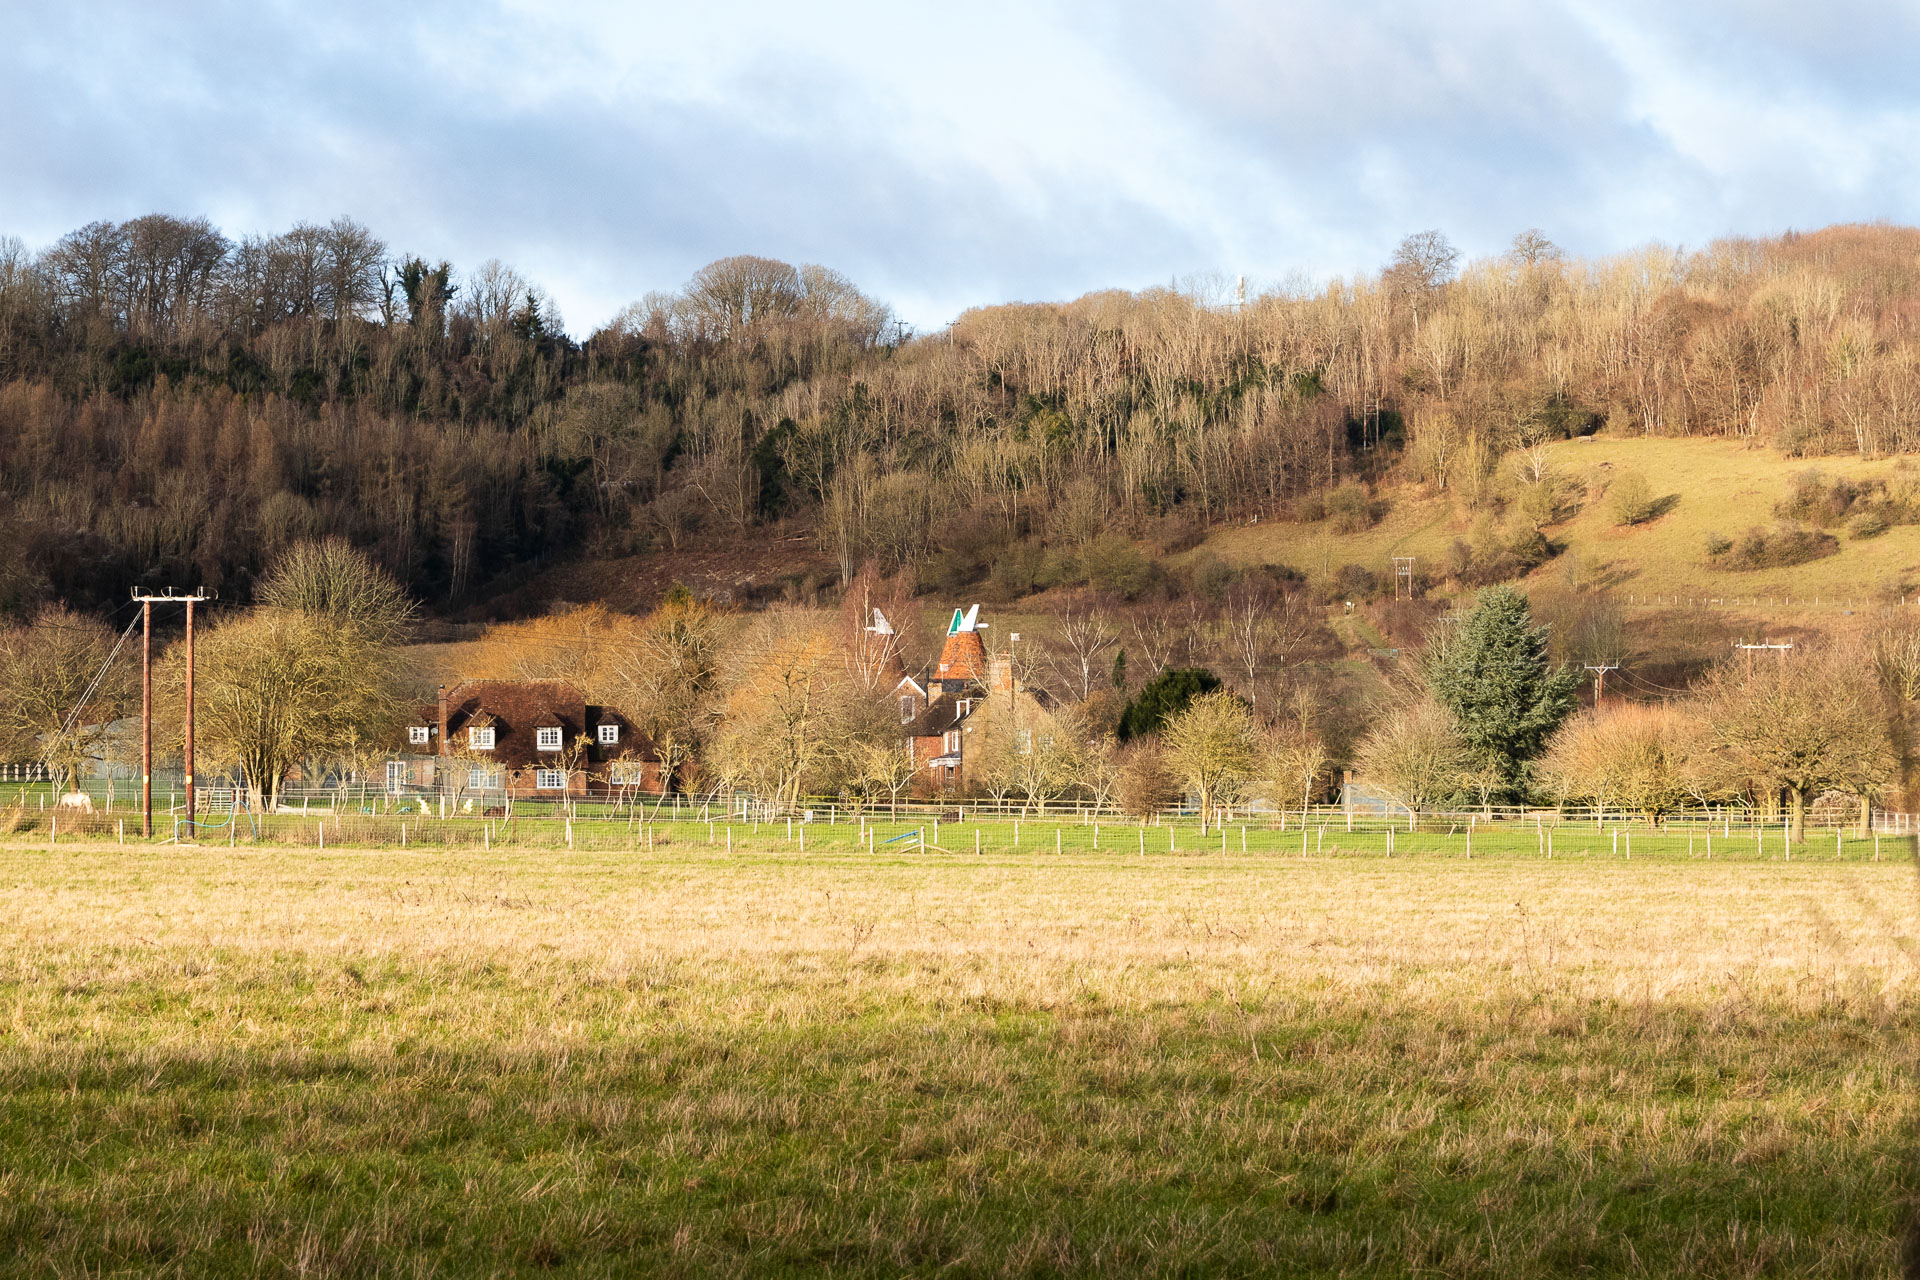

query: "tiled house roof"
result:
(413, 680), (658, 771)
(904, 698), (971, 739)
(933, 629), (987, 685)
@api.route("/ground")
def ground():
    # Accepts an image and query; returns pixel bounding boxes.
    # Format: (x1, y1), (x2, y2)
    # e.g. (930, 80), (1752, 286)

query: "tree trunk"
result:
(1788, 786), (1807, 845)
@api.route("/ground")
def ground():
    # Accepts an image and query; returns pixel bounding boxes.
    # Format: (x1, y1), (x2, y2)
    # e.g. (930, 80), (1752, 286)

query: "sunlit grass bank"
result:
(1, 845), (1915, 1276)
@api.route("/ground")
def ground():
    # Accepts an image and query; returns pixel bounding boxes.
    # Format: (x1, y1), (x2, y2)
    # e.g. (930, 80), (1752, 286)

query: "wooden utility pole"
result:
(1584, 663), (1618, 708)
(133, 590), (211, 841)
(185, 596), (197, 841)
(141, 601), (151, 837)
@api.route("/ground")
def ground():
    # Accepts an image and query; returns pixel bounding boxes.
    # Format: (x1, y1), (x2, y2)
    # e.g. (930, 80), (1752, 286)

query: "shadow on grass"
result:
(0, 988), (1911, 1278)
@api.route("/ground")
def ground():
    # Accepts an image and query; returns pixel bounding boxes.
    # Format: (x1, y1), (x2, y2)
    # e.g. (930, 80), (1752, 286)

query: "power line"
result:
(1609, 667), (1691, 696)
(38, 611), (141, 787)
(1612, 671), (1689, 690)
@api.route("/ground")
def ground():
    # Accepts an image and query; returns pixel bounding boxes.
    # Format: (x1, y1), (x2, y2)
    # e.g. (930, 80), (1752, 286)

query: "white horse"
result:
(57, 792), (95, 814)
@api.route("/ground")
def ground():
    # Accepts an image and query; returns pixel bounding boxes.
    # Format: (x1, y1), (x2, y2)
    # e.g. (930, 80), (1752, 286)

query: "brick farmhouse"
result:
(388, 679), (665, 799)
(891, 606), (1052, 793)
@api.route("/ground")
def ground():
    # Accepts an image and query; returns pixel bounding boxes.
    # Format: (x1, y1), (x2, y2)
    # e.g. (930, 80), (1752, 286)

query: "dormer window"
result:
(597, 723), (619, 745)
(536, 727), (563, 752)
(469, 727), (495, 751)
(956, 699), (972, 716)
(408, 726), (430, 745)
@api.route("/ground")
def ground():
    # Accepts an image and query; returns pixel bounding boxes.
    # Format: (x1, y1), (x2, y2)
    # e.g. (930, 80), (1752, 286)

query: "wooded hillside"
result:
(4, 218), (1918, 616)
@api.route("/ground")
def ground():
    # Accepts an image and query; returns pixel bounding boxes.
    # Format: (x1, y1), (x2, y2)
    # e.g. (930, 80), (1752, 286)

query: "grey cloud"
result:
(5, 0), (1919, 331)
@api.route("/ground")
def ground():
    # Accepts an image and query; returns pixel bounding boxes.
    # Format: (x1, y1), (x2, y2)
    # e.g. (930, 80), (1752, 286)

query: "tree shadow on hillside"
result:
(1640, 494), (1681, 522)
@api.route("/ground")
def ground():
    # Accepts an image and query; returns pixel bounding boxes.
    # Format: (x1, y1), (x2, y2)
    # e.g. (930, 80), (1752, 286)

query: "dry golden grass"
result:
(1203, 434), (1920, 602)
(1, 844), (1916, 1276)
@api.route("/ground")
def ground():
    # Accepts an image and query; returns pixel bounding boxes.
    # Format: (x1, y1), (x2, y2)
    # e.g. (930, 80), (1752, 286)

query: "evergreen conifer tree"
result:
(1423, 586), (1580, 798)
(1117, 667), (1221, 741)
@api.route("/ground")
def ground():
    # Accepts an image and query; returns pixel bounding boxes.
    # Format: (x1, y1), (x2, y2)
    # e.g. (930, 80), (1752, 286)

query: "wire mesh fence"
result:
(4, 773), (1913, 835)
(1, 786), (1914, 864)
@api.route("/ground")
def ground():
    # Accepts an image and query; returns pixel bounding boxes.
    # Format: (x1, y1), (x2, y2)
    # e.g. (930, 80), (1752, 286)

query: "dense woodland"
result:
(6, 217), (1920, 617)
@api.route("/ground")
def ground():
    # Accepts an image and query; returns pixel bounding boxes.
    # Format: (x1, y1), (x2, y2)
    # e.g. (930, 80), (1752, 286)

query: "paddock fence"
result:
(4, 772), (1918, 855)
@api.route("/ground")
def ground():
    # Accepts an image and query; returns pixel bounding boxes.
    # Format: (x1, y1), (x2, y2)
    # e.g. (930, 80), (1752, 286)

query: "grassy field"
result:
(1200, 434), (1920, 602)
(1, 839), (1916, 1276)
(8, 789), (1908, 863)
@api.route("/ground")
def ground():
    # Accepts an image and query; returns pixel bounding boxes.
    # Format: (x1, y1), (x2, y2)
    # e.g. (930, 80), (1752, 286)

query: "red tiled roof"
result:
(934, 630), (986, 681)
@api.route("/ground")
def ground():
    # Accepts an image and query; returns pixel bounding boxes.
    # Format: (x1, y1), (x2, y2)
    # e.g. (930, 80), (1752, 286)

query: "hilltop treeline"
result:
(4, 217), (1920, 615)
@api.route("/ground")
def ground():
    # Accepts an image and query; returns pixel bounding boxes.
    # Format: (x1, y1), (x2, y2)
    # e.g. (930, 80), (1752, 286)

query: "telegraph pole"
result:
(1584, 663), (1618, 707)
(184, 595), (197, 841)
(132, 589), (211, 841)
(141, 600), (151, 837)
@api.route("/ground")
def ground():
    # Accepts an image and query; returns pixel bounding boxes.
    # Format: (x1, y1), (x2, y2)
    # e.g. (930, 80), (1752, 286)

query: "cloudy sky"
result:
(5, 0), (1918, 333)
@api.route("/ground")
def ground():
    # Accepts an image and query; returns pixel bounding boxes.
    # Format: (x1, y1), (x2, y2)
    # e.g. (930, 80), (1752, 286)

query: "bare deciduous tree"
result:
(1872, 619), (1920, 703)
(683, 256), (805, 339)
(853, 739), (921, 815)
(1128, 608), (1181, 679)
(1354, 698), (1467, 823)
(1388, 230), (1460, 331)
(1042, 591), (1120, 702)
(1218, 578), (1277, 692)
(1509, 229), (1563, 266)
(611, 594), (726, 795)
(970, 699), (1083, 816)
(0, 606), (135, 791)
(184, 608), (408, 811)
(712, 608), (883, 811)
(1699, 644), (1894, 843)
(1162, 690), (1260, 833)
(1540, 702), (1704, 823)
(256, 538), (418, 648)
(1115, 740), (1177, 819)
(1264, 723), (1329, 819)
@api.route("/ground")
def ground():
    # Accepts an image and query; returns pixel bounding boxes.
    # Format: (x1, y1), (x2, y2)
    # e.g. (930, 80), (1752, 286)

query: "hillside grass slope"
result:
(1200, 435), (1920, 604)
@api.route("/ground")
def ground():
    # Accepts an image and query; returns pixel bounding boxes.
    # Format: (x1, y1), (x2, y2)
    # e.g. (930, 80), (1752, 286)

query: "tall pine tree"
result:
(1423, 586), (1580, 798)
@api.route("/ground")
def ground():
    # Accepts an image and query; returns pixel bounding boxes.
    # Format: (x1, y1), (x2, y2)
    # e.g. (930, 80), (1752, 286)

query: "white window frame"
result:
(536, 727), (563, 752)
(385, 761), (407, 793)
(408, 725), (430, 746)
(1019, 727), (1033, 755)
(899, 695), (915, 724)
(609, 761), (647, 786)
(945, 731), (959, 753)
(467, 767), (502, 791)
(956, 699), (972, 716)
(597, 723), (619, 745)
(535, 768), (566, 791)
(469, 727), (495, 751)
